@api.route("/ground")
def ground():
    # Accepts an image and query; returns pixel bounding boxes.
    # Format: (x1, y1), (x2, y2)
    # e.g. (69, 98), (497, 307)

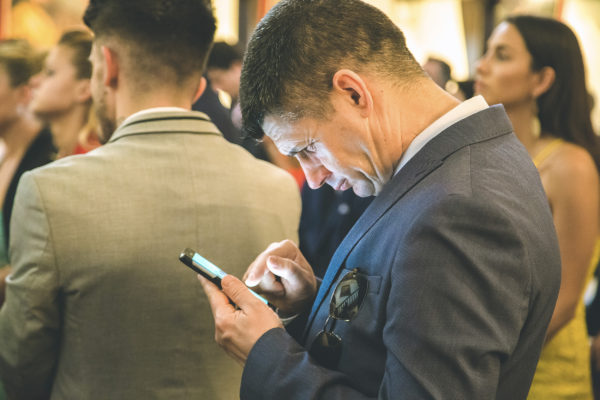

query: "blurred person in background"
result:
(193, 77), (266, 157)
(423, 57), (471, 102)
(205, 42), (244, 128)
(195, 42), (268, 160)
(454, 79), (475, 101)
(30, 29), (101, 158)
(423, 56), (452, 90)
(206, 41), (304, 187)
(476, 15), (600, 399)
(0, 39), (54, 305)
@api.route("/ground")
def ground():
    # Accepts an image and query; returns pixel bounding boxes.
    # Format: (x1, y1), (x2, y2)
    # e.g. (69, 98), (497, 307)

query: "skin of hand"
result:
(198, 274), (284, 364)
(243, 240), (318, 315)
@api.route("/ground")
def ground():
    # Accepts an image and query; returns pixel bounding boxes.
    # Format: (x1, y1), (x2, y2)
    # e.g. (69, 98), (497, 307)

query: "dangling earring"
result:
(531, 116), (541, 138)
(531, 102), (541, 138)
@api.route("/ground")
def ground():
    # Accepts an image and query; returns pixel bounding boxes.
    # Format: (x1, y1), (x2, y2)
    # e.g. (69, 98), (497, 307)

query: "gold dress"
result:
(528, 138), (596, 399)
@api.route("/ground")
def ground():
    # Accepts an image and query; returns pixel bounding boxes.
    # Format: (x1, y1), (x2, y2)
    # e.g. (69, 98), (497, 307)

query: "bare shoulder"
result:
(540, 140), (599, 197)
(547, 141), (597, 180)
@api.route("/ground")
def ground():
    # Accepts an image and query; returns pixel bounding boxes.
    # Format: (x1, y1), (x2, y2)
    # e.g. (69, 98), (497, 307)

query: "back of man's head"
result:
(83, 0), (216, 89)
(240, 0), (424, 140)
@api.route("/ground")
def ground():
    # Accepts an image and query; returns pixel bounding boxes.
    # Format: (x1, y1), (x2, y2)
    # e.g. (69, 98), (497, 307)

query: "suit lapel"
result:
(303, 105), (514, 336)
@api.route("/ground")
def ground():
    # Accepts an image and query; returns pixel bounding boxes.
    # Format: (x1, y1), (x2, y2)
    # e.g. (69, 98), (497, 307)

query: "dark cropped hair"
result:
(506, 15), (600, 169)
(0, 39), (43, 87)
(83, 0), (216, 87)
(240, 0), (424, 140)
(207, 41), (243, 70)
(58, 30), (93, 80)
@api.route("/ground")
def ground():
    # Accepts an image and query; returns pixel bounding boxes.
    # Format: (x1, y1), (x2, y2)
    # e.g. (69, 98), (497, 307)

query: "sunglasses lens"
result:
(330, 271), (368, 321)
(309, 269), (368, 369)
(310, 330), (342, 369)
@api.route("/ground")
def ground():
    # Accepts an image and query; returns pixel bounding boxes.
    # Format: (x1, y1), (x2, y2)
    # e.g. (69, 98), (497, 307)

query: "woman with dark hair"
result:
(476, 15), (598, 399)
(30, 29), (101, 158)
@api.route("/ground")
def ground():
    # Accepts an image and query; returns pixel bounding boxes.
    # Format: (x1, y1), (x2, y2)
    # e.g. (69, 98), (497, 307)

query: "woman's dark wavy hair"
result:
(506, 15), (600, 170)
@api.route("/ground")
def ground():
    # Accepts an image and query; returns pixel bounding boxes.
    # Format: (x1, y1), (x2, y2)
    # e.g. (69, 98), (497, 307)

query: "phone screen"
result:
(179, 248), (270, 306)
(191, 252), (227, 281)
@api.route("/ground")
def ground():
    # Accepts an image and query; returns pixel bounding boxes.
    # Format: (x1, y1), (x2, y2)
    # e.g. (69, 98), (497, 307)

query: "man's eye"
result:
(306, 141), (317, 152)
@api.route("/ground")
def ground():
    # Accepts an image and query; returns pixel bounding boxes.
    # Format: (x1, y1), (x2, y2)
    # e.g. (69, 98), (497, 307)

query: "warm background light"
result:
(0, 0), (598, 130)
(214, 0), (239, 44)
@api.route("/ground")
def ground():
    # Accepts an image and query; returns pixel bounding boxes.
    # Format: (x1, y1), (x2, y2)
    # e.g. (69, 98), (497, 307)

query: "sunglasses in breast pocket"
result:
(309, 268), (369, 369)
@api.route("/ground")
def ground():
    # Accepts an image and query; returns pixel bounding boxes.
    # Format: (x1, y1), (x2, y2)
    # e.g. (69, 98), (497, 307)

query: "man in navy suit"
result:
(199, 0), (561, 398)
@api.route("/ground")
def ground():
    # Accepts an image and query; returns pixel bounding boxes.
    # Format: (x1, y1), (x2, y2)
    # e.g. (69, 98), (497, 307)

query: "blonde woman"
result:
(30, 30), (101, 158)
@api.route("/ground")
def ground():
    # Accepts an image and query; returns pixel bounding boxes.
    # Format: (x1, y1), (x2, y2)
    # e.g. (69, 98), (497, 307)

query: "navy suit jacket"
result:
(241, 106), (561, 399)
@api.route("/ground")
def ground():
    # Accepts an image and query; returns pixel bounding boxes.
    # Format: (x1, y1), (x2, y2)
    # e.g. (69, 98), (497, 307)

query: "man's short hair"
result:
(207, 42), (242, 71)
(83, 0), (216, 88)
(240, 0), (424, 140)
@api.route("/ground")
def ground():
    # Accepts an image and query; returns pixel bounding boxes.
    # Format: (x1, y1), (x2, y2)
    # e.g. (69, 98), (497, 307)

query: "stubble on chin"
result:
(97, 116), (116, 144)
(94, 100), (117, 144)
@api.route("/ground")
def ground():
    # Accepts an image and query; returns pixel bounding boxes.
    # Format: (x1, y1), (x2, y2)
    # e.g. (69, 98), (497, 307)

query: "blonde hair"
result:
(0, 39), (43, 87)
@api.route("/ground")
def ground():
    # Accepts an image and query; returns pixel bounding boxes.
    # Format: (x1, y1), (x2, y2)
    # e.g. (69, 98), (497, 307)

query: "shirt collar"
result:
(394, 95), (489, 175)
(119, 107), (189, 130)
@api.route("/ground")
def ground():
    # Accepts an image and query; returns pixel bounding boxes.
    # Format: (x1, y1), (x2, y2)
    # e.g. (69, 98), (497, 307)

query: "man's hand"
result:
(243, 240), (317, 315)
(199, 274), (283, 364)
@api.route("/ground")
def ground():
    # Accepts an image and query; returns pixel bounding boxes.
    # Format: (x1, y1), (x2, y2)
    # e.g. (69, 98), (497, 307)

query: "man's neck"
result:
(116, 93), (194, 124)
(378, 78), (460, 173)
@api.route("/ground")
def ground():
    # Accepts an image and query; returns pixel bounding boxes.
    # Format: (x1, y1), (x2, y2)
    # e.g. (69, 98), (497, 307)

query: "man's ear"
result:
(192, 76), (207, 104)
(101, 45), (119, 88)
(331, 69), (372, 117)
(532, 66), (555, 99)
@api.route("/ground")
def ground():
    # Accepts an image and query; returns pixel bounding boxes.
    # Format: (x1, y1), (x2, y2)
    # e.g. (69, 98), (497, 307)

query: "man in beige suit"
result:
(0, 1), (300, 399)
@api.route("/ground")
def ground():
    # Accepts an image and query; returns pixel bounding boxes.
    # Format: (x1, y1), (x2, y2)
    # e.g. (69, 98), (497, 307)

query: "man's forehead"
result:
(262, 114), (310, 155)
(262, 115), (295, 140)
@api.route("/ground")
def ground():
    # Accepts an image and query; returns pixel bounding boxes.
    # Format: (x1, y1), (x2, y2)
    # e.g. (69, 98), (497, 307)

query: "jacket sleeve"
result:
(0, 171), (60, 400)
(240, 194), (534, 399)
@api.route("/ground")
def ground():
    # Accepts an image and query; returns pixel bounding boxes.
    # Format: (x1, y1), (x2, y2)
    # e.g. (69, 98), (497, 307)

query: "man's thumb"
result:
(221, 275), (262, 307)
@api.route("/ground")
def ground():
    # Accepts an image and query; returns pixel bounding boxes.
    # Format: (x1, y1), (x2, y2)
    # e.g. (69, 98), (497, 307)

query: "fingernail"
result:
(266, 256), (279, 269)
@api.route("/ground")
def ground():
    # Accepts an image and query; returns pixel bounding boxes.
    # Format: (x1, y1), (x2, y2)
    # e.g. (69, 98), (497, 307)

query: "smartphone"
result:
(179, 248), (270, 306)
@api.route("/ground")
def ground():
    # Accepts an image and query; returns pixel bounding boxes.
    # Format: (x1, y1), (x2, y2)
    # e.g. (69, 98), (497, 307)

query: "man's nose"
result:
(303, 163), (332, 189)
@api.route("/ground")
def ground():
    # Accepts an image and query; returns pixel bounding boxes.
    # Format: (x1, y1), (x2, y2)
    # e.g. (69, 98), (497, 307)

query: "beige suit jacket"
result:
(0, 110), (300, 399)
